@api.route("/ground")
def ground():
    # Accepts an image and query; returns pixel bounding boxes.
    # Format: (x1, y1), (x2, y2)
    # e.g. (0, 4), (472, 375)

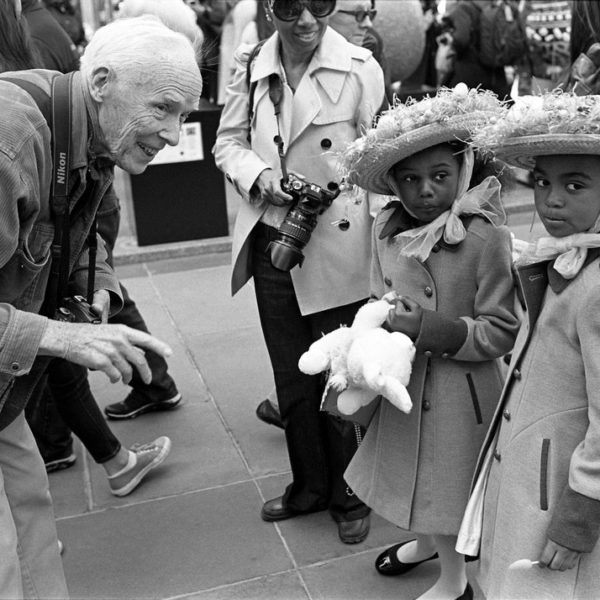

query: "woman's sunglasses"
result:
(336, 8), (377, 23)
(271, 0), (336, 22)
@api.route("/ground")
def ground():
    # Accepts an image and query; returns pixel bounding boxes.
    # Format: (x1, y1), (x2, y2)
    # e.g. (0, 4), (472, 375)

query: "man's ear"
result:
(89, 67), (112, 103)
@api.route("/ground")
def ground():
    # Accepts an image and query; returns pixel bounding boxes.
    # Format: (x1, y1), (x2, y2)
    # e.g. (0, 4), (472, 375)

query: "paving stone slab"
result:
(58, 482), (292, 599)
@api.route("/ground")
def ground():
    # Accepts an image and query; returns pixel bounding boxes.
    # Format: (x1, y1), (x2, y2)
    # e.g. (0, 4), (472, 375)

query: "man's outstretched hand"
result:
(39, 320), (173, 384)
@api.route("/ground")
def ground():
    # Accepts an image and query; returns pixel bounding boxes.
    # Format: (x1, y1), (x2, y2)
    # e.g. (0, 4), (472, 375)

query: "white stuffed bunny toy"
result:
(298, 300), (416, 416)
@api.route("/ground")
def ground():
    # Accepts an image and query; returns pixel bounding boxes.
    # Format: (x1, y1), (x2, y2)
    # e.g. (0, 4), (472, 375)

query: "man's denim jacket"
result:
(0, 70), (121, 428)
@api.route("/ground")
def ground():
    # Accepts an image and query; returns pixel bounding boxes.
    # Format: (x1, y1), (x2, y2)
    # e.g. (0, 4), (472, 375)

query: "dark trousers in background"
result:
(252, 223), (370, 523)
(25, 283), (177, 463)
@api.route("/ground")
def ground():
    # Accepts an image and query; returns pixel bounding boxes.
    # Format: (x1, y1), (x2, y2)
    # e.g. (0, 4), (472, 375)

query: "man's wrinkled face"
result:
(95, 61), (202, 174)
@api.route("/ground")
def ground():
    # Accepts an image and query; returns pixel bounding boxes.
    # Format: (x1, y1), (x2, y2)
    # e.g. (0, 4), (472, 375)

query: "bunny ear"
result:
(385, 384), (413, 414)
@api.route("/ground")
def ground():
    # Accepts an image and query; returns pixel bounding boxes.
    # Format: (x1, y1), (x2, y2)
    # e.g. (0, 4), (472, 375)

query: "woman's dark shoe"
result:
(338, 515), (370, 544)
(261, 496), (296, 521)
(256, 399), (284, 429)
(456, 583), (473, 600)
(375, 540), (439, 576)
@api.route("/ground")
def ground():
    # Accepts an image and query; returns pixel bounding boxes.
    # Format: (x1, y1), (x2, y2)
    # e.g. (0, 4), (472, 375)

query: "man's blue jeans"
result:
(252, 223), (370, 522)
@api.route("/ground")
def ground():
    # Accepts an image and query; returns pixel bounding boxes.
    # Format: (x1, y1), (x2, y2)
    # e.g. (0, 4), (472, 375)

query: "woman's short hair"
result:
(117, 0), (203, 65)
(79, 15), (200, 89)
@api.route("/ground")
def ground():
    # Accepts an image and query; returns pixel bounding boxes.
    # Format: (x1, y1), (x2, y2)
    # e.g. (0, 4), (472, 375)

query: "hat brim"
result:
(495, 134), (600, 169)
(348, 112), (493, 195)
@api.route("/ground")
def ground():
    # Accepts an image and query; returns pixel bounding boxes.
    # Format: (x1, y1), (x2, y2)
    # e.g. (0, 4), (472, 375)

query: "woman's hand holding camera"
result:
(383, 292), (423, 340)
(254, 168), (296, 207)
(39, 320), (173, 385)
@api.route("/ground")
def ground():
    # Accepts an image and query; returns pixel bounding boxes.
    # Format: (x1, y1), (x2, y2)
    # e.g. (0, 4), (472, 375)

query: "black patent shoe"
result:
(375, 540), (439, 576)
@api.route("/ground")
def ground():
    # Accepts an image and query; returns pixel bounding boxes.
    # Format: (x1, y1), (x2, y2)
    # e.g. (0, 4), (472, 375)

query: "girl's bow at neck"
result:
(515, 216), (600, 279)
(385, 147), (506, 262)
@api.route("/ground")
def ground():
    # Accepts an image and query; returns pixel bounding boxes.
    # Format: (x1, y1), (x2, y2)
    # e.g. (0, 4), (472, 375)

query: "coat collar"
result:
(250, 27), (353, 105)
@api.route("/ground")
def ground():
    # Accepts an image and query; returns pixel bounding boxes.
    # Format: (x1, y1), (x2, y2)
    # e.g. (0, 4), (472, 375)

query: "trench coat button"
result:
(432, 244), (441, 253)
(503, 409), (511, 421)
(422, 400), (431, 411)
(424, 350), (433, 358)
(10, 362), (20, 371)
(320, 138), (332, 149)
(513, 368), (522, 380)
(384, 277), (392, 287)
(493, 449), (502, 461)
(424, 286), (433, 298)
(441, 352), (449, 359)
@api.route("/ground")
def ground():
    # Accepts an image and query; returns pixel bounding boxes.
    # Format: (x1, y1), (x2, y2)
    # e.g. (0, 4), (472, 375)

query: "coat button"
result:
(422, 400), (431, 411)
(513, 368), (522, 380)
(424, 350), (432, 358)
(424, 286), (433, 298)
(441, 352), (449, 359)
(320, 138), (332, 149)
(493, 449), (502, 461)
(503, 409), (511, 421)
(384, 277), (392, 286)
(11, 362), (19, 371)
(432, 244), (441, 253)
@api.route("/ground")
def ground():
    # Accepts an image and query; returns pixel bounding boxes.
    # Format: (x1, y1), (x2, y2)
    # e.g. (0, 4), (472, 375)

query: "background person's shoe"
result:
(256, 399), (283, 429)
(108, 436), (171, 496)
(45, 451), (76, 473)
(104, 391), (182, 420)
(261, 496), (297, 521)
(338, 515), (370, 544)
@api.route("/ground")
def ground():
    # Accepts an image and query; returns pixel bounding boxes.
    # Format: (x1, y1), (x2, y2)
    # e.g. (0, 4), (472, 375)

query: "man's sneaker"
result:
(45, 452), (77, 473)
(104, 391), (182, 420)
(108, 436), (171, 497)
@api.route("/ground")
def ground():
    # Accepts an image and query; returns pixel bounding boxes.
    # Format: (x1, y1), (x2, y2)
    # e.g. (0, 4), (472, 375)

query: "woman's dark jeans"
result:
(26, 359), (121, 464)
(252, 223), (370, 523)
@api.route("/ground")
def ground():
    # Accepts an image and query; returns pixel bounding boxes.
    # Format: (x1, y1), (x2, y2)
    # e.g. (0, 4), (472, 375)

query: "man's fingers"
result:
(120, 345), (151, 385)
(122, 328), (172, 358)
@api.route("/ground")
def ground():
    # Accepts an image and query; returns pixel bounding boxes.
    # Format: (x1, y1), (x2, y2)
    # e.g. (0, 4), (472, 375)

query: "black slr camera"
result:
(268, 174), (340, 271)
(55, 295), (101, 324)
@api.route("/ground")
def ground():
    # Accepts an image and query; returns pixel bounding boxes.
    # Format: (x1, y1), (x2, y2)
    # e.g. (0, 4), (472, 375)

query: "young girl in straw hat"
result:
(457, 92), (600, 600)
(340, 85), (520, 600)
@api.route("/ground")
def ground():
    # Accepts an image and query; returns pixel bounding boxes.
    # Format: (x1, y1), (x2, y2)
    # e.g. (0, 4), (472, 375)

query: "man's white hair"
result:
(117, 0), (203, 65)
(79, 15), (201, 90)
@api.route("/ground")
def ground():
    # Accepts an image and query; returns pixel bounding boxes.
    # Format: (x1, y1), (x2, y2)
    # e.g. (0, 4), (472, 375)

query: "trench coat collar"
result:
(250, 27), (353, 106)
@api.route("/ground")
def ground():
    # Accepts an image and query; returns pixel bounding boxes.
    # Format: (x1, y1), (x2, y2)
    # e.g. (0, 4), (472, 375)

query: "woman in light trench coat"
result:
(213, 0), (384, 543)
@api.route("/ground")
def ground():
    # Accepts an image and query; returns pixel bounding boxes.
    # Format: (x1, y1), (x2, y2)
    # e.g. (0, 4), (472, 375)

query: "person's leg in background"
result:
(94, 196), (181, 420)
(251, 224), (370, 543)
(104, 283), (181, 419)
(0, 411), (68, 600)
(26, 359), (172, 497)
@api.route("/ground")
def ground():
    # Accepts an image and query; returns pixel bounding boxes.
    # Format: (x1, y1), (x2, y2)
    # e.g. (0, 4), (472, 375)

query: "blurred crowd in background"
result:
(48, 0), (577, 107)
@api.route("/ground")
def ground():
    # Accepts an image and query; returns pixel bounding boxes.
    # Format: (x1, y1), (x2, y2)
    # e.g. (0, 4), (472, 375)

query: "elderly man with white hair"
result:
(0, 14), (202, 599)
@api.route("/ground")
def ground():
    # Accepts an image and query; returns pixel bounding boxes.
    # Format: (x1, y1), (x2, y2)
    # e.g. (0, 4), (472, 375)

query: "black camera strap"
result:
(267, 73), (288, 179)
(49, 73), (73, 317)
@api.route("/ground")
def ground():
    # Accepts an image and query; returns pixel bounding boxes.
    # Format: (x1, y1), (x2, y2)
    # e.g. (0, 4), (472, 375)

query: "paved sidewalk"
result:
(50, 182), (542, 600)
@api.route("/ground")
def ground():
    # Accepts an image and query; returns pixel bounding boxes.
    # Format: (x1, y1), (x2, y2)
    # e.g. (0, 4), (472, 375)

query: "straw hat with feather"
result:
(470, 92), (600, 169)
(340, 84), (508, 195)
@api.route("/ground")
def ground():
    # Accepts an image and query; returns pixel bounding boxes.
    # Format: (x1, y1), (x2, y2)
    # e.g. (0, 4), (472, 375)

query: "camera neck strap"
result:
(48, 74), (98, 317)
(267, 73), (289, 179)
